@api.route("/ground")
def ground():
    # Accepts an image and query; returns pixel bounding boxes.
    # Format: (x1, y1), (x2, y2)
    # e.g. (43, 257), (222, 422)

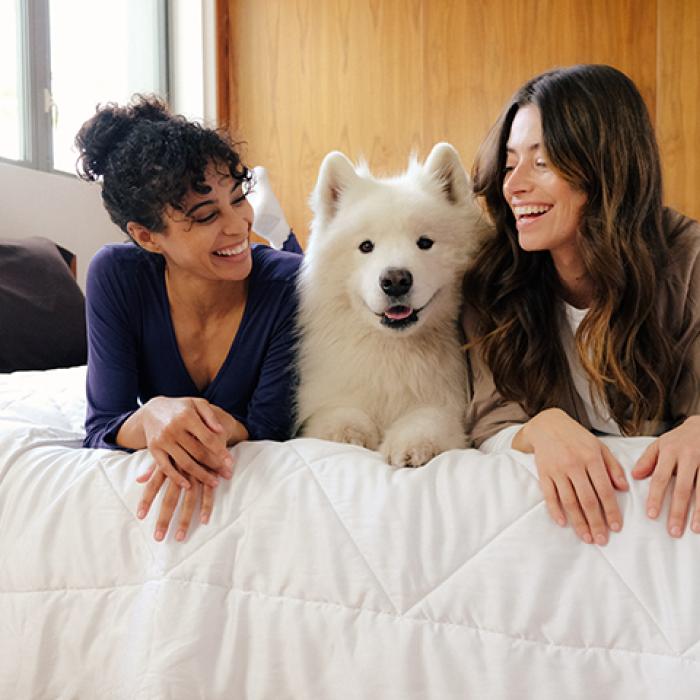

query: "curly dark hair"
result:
(75, 94), (251, 233)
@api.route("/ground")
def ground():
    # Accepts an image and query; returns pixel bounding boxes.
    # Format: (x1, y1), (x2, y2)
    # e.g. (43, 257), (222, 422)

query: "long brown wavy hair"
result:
(463, 64), (680, 434)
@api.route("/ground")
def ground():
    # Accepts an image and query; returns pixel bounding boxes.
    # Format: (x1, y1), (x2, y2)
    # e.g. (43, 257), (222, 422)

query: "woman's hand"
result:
(120, 396), (236, 490)
(130, 399), (249, 541)
(513, 408), (629, 545)
(137, 471), (214, 542)
(632, 415), (700, 537)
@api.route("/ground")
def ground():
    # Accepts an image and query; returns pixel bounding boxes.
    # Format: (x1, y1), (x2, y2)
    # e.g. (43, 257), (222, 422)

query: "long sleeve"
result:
(244, 285), (299, 441)
(669, 215), (700, 422)
(462, 303), (529, 448)
(83, 247), (141, 449)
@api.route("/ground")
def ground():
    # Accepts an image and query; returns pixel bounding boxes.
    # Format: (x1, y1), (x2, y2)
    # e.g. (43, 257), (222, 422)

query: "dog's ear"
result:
(311, 151), (359, 224)
(423, 142), (471, 205)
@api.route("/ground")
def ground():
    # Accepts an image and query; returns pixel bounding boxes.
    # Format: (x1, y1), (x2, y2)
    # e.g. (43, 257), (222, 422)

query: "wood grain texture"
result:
(222, 0), (695, 241)
(657, 0), (700, 221)
(423, 0), (657, 170)
(215, 0), (232, 128)
(228, 0), (425, 241)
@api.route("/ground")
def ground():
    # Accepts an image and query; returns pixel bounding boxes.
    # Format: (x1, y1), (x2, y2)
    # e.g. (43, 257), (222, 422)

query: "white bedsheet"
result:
(1, 367), (698, 699)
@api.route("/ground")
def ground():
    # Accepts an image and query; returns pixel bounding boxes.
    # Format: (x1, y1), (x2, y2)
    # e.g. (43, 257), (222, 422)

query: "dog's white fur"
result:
(296, 143), (490, 467)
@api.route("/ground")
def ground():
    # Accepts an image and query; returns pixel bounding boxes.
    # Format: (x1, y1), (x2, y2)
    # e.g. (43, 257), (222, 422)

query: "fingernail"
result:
(595, 534), (607, 546)
(557, 517), (566, 527)
(137, 506), (146, 519)
(210, 478), (219, 488)
(154, 529), (165, 542)
(692, 521), (700, 533)
(201, 513), (210, 524)
(224, 456), (234, 468)
(222, 468), (233, 479)
(175, 529), (185, 542)
(647, 507), (658, 519)
(182, 481), (191, 490)
(670, 525), (682, 537)
(610, 521), (621, 532)
(582, 532), (593, 544)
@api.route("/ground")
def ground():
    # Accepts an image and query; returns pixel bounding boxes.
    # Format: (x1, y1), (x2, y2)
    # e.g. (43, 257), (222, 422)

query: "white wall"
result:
(0, 161), (124, 290)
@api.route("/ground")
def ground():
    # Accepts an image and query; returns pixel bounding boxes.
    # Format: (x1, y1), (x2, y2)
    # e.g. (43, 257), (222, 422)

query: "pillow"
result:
(0, 237), (87, 372)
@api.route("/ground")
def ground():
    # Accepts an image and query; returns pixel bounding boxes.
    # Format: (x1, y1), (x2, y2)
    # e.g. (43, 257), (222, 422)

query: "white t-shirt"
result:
(560, 302), (622, 435)
(481, 302), (622, 453)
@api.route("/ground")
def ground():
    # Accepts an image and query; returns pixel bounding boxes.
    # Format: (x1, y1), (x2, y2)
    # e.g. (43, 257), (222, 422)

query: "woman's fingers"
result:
(667, 458), (698, 537)
(174, 482), (199, 542)
(138, 473), (218, 543)
(601, 445), (629, 491)
(179, 430), (233, 480)
(632, 440), (659, 480)
(188, 401), (233, 468)
(693, 483), (700, 534)
(193, 398), (224, 434)
(541, 477), (566, 526)
(147, 448), (191, 490)
(168, 443), (221, 489)
(588, 459), (623, 533)
(154, 479), (182, 541)
(135, 463), (156, 483)
(137, 469), (167, 520)
(646, 453), (676, 520)
(570, 472), (608, 545)
(555, 478), (592, 544)
(200, 484), (215, 524)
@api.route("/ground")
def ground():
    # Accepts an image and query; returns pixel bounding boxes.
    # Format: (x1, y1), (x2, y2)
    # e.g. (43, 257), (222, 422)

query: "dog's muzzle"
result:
(377, 268), (418, 330)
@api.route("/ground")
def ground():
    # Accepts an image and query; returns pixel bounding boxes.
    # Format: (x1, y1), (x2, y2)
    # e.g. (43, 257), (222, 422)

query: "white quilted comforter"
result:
(1, 367), (699, 699)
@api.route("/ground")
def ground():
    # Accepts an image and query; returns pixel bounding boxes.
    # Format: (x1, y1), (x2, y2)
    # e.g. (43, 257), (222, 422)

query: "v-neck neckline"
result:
(158, 253), (256, 396)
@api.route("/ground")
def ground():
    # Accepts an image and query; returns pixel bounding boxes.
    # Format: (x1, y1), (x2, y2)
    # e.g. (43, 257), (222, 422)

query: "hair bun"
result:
(75, 94), (172, 180)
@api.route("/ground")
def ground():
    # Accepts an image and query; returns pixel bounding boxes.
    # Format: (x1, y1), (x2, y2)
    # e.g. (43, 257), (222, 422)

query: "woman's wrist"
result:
(211, 406), (249, 446)
(513, 408), (567, 453)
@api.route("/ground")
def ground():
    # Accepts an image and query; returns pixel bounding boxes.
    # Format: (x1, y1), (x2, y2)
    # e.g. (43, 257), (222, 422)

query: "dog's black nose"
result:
(380, 268), (413, 297)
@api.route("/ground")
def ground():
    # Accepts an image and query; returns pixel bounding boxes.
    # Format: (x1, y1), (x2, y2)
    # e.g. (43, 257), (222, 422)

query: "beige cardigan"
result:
(462, 209), (700, 447)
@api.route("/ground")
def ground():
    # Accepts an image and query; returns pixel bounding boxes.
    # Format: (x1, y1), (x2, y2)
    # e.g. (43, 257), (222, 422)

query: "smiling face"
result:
(129, 162), (254, 284)
(503, 105), (587, 261)
(347, 200), (450, 334)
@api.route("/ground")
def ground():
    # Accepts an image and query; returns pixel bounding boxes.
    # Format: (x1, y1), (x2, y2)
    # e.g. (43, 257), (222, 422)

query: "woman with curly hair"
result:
(462, 64), (700, 545)
(76, 95), (301, 542)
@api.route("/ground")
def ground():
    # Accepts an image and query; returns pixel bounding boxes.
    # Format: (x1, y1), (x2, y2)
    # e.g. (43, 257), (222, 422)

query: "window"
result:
(0, 0), (168, 174)
(0, 0), (23, 161)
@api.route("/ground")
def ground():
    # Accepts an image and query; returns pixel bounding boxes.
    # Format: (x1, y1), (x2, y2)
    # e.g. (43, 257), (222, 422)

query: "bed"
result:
(1, 236), (699, 698)
(1, 362), (699, 699)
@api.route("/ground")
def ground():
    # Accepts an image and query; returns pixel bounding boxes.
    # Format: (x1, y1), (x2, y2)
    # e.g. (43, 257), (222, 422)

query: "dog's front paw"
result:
(302, 408), (381, 450)
(380, 438), (441, 468)
(380, 409), (465, 467)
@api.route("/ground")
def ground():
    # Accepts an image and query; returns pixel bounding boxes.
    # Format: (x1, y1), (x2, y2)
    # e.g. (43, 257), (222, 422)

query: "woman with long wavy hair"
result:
(462, 64), (700, 546)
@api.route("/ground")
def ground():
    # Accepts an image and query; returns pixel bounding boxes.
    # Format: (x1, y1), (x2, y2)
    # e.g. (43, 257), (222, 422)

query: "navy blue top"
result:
(84, 238), (302, 449)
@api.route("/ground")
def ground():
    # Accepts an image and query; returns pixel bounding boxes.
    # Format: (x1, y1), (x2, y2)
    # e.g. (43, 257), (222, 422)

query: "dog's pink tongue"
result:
(384, 306), (413, 320)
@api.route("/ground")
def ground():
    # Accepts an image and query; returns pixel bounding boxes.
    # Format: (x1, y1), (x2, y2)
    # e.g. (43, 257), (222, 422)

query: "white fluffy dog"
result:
(296, 143), (489, 467)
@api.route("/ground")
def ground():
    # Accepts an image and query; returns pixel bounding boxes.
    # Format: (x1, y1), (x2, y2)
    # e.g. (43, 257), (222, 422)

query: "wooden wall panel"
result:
(423, 0), (657, 172)
(226, 0), (425, 241)
(657, 0), (700, 221)
(223, 0), (696, 241)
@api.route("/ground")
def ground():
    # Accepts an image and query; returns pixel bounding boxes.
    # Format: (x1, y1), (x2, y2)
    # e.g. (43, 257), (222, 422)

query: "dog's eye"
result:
(417, 236), (434, 250)
(358, 240), (374, 254)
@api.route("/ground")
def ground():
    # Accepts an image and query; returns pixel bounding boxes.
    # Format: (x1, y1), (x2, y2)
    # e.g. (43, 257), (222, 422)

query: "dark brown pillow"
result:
(0, 237), (87, 372)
